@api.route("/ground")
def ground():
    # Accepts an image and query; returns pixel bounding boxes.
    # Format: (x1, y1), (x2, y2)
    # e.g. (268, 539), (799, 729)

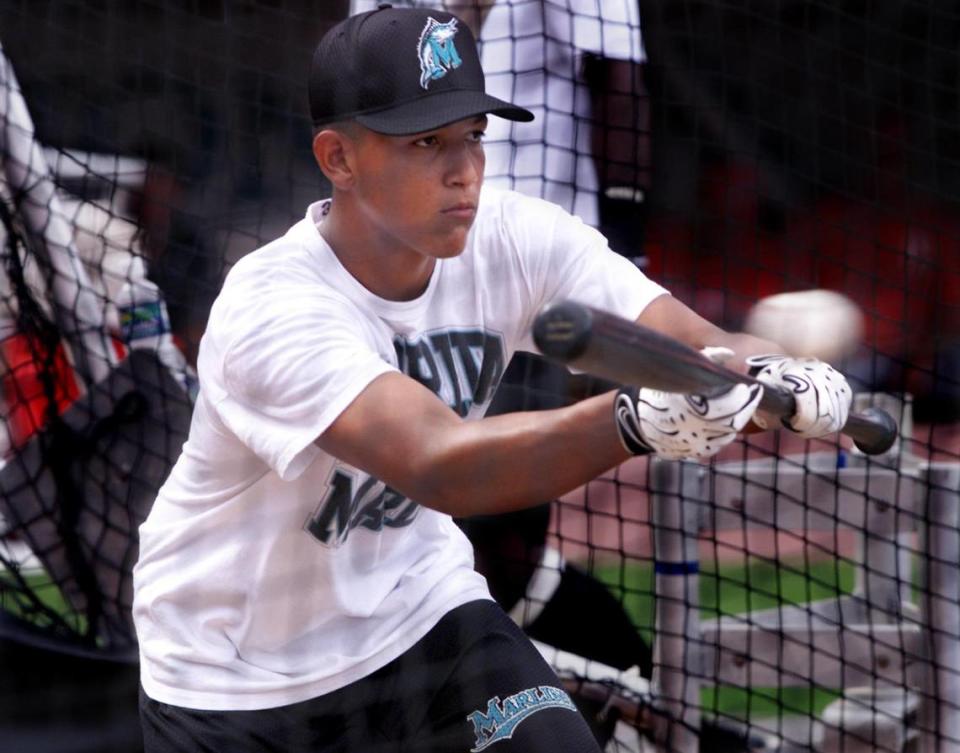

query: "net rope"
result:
(0, 2), (957, 752)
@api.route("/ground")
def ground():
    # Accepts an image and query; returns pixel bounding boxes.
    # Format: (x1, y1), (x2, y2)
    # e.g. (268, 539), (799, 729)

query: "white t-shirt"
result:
(132, 186), (667, 711)
(350, 0), (646, 226)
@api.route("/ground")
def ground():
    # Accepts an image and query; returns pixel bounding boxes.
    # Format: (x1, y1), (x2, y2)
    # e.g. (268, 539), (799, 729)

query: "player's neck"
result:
(320, 200), (436, 302)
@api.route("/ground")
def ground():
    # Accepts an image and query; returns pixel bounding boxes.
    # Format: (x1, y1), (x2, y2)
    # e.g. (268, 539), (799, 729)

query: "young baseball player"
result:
(350, 0), (651, 411)
(133, 5), (852, 752)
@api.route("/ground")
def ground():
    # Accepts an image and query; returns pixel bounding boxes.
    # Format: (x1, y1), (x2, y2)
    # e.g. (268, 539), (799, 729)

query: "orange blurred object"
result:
(1, 333), (84, 448)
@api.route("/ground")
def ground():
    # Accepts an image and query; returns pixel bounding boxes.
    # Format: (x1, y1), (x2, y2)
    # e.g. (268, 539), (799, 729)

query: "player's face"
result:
(352, 116), (487, 259)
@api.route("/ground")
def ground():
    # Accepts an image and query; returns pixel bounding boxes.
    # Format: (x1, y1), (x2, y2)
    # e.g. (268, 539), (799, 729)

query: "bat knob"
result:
(533, 301), (592, 361)
(852, 407), (899, 455)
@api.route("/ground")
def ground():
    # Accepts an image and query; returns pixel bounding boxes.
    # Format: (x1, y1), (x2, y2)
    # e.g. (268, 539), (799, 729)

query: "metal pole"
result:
(851, 393), (914, 621)
(651, 458), (701, 753)
(920, 462), (960, 753)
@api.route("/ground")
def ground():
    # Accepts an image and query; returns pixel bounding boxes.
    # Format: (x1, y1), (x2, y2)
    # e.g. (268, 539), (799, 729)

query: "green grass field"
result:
(0, 567), (84, 634)
(592, 556), (857, 720)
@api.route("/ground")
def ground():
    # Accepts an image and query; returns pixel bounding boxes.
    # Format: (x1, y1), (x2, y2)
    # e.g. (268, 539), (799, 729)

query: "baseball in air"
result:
(744, 289), (864, 362)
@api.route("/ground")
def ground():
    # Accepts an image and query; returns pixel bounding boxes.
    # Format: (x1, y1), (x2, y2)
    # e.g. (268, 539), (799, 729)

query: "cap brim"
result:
(355, 90), (534, 136)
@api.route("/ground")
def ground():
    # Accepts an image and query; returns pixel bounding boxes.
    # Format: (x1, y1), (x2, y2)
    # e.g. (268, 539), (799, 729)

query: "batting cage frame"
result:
(1, 2), (959, 753)
(643, 400), (960, 753)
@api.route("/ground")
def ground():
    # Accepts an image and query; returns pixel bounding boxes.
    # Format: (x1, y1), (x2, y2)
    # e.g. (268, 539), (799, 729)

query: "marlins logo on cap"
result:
(418, 18), (463, 89)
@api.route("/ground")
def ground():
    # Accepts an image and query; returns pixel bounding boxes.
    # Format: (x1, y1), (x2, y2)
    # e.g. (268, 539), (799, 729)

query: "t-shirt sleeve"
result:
(210, 295), (395, 482)
(506, 194), (668, 353)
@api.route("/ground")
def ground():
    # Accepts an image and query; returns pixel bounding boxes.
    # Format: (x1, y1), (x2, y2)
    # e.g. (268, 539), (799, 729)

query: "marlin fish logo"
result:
(417, 17), (462, 89)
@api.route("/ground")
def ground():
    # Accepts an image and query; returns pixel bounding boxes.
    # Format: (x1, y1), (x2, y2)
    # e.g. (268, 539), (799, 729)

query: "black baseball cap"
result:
(309, 3), (534, 136)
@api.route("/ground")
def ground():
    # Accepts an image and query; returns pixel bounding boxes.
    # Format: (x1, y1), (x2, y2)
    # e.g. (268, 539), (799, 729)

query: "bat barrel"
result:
(532, 300), (898, 456)
(534, 300), (734, 396)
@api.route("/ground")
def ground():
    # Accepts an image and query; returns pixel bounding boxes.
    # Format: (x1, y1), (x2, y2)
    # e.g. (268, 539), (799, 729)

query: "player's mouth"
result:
(441, 202), (477, 220)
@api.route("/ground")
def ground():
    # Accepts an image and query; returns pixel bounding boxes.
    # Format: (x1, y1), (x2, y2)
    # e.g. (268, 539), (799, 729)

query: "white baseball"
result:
(744, 289), (863, 362)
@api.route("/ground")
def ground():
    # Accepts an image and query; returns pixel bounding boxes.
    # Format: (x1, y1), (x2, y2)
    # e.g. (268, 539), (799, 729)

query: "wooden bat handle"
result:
(532, 300), (898, 456)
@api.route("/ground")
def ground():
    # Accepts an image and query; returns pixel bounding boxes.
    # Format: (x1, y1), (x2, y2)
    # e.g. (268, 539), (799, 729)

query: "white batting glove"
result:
(746, 354), (852, 438)
(614, 347), (763, 460)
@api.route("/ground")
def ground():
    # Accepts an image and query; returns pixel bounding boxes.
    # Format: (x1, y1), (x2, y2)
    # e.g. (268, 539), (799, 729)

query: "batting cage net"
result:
(0, 2), (958, 752)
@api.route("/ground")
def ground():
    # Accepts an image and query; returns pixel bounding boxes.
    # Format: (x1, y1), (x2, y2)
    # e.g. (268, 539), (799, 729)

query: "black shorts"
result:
(139, 599), (602, 753)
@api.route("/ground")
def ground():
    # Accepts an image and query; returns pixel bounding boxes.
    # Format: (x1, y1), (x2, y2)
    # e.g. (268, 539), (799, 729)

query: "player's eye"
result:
(413, 135), (440, 147)
(468, 129), (486, 143)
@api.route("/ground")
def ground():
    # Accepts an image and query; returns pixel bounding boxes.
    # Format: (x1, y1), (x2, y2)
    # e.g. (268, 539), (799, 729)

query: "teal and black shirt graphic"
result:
(307, 328), (505, 547)
(394, 328), (505, 418)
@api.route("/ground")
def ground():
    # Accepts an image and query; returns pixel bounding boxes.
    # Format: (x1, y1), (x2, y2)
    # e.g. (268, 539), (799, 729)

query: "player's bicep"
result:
(315, 371), (462, 504)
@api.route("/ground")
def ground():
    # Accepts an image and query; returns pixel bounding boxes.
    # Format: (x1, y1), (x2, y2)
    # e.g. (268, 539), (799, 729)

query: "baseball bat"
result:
(532, 300), (898, 456)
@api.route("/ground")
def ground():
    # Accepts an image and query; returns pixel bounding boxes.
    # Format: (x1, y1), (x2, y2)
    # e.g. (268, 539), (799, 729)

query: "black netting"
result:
(0, 2), (957, 753)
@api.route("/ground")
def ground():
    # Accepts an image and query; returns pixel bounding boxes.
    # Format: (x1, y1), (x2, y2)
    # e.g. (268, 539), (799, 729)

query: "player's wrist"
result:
(614, 380), (763, 460)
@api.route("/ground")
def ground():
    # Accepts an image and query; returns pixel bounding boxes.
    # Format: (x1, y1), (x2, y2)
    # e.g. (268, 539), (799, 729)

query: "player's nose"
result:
(445, 142), (484, 189)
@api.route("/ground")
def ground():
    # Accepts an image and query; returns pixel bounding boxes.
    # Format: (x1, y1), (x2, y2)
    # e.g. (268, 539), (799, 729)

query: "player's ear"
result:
(312, 128), (356, 189)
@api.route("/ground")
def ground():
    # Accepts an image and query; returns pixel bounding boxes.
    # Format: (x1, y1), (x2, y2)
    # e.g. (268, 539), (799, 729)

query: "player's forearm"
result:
(412, 392), (630, 517)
